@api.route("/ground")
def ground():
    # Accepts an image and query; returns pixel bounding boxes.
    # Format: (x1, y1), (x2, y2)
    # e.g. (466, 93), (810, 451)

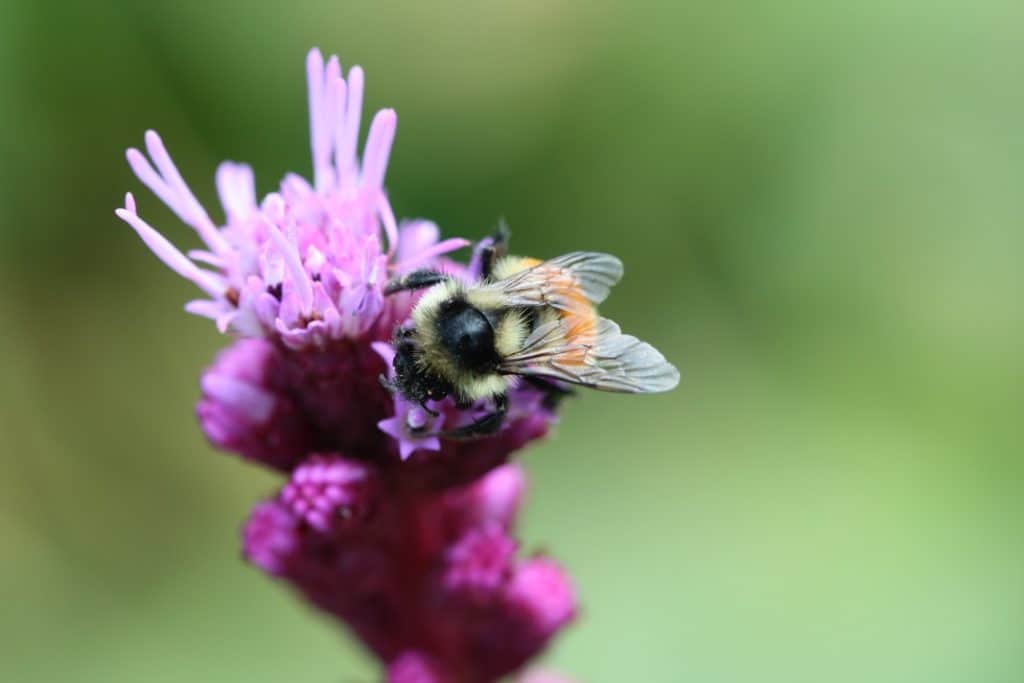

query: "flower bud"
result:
(387, 652), (451, 683)
(197, 339), (315, 471)
(441, 523), (517, 602)
(280, 454), (379, 532)
(241, 500), (299, 576)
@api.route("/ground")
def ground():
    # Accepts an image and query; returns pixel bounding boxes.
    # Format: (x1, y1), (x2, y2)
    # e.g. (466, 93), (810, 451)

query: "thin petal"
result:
(116, 194), (224, 297)
(330, 75), (349, 187)
(361, 109), (396, 192)
(265, 219), (314, 314)
(201, 373), (276, 423)
(370, 341), (395, 365)
(184, 299), (225, 320)
(396, 220), (440, 263)
(143, 130), (229, 253)
(338, 65), (364, 181)
(306, 48), (329, 191)
(125, 148), (186, 219)
(378, 194), (399, 256)
(215, 161), (256, 223)
(187, 249), (224, 267)
(392, 237), (471, 272)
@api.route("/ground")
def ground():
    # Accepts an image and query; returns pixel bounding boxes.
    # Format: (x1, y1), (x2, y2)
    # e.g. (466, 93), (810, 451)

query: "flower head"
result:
(120, 47), (556, 474)
(117, 51), (468, 350)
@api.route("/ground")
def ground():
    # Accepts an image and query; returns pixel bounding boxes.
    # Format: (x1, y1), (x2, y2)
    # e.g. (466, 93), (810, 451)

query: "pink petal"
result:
(184, 299), (225, 320)
(392, 237), (471, 273)
(330, 74), (349, 186)
(306, 48), (330, 192)
(143, 130), (228, 253)
(338, 65), (364, 182)
(200, 373), (276, 423)
(265, 219), (314, 314)
(125, 147), (185, 219)
(116, 194), (224, 297)
(361, 109), (397, 192)
(371, 341), (395, 365)
(378, 194), (399, 255)
(396, 220), (440, 263)
(215, 161), (256, 223)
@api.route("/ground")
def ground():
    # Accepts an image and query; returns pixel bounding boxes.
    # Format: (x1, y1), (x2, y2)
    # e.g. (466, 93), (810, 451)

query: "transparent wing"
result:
(500, 317), (679, 393)
(494, 252), (624, 310)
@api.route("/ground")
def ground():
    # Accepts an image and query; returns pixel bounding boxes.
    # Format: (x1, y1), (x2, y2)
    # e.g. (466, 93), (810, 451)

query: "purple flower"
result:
(242, 500), (299, 577)
(196, 338), (316, 470)
(280, 454), (378, 532)
(442, 523), (518, 601)
(120, 47), (555, 479)
(505, 557), (578, 644)
(243, 461), (576, 682)
(117, 50), (463, 348)
(387, 652), (451, 683)
(122, 47), (577, 682)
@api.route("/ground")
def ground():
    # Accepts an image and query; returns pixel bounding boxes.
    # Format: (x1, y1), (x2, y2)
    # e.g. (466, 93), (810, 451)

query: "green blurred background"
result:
(2, 1), (1022, 681)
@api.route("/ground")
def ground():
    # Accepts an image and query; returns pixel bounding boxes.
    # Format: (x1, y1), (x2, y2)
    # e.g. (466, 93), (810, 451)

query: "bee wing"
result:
(500, 317), (680, 393)
(495, 252), (624, 309)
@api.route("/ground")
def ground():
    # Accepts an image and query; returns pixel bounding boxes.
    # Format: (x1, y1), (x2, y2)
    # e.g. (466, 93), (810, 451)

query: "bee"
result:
(383, 230), (679, 438)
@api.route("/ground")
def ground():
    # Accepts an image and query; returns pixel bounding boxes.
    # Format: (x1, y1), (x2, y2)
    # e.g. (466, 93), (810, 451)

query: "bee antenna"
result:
(494, 218), (510, 242)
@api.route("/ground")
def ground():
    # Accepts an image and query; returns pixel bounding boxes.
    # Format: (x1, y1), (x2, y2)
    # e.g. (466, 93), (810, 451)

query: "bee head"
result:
(435, 298), (498, 373)
(390, 327), (453, 406)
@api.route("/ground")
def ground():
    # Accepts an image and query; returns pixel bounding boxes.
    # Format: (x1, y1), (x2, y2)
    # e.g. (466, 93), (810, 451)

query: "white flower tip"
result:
(144, 129), (163, 149)
(307, 47), (324, 69)
(375, 108), (397, 128)
(261, 193), (286, 221)
(124, 192), (136, 212)
(326, 54), (341, 78)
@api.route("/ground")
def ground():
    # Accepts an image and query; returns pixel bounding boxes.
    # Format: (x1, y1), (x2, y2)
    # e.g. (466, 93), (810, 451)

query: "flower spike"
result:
(121, 47), (573, 683)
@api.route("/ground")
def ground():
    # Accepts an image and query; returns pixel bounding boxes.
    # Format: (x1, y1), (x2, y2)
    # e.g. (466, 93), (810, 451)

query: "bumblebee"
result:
(383, 230), (679, 438)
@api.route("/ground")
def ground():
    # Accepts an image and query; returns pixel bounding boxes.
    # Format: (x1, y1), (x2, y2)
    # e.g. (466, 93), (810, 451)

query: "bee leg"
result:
(384, 269), (452, 295)
(436, 393), (508, 440)
(419, 399), (441, 418)
(480, 221), (510, 280)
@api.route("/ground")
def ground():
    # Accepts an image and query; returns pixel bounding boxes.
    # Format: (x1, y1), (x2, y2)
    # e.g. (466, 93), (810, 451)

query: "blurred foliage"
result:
(1, 1), (1022, 682)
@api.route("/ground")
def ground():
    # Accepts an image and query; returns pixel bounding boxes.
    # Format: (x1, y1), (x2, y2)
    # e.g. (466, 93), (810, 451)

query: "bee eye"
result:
(439, 299), (457, 312)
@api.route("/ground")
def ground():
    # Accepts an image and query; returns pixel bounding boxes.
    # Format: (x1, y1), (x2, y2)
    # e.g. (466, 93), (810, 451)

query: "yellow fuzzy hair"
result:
(494, 310), (529, 357)
(490, 255), (541, 281)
